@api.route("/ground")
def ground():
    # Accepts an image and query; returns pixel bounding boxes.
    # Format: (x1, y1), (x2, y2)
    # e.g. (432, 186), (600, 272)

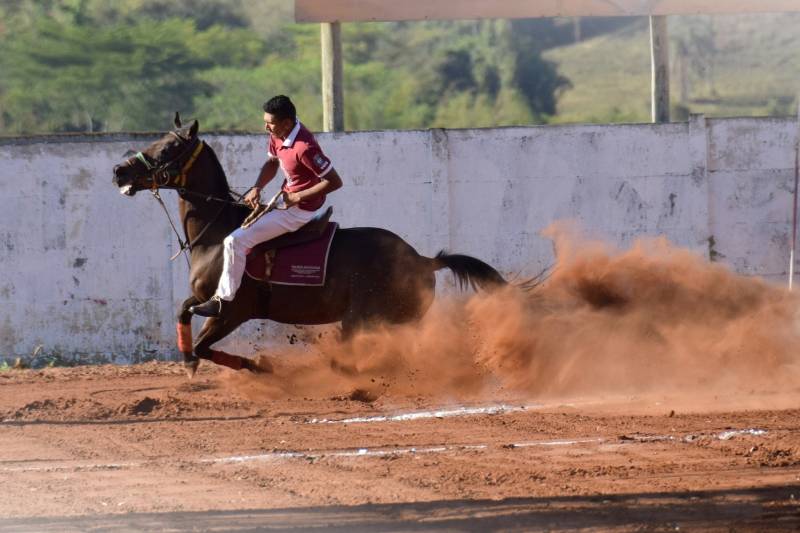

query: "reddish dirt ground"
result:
(1, 361), (799, 531)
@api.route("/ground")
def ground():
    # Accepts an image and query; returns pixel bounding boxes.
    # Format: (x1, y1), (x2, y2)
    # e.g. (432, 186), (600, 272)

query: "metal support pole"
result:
(650, 15), (670, 123)
(320, 22), (344, 132)
(789, 98), (800, 289)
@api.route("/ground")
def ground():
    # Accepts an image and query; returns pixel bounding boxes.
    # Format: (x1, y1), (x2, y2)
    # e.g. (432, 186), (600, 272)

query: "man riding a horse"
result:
(113, 106), (505, 376)
(189, 95), (343, 318)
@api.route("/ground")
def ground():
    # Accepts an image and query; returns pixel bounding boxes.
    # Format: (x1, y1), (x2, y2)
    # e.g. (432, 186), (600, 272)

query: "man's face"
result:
(264, 112), (294, 139)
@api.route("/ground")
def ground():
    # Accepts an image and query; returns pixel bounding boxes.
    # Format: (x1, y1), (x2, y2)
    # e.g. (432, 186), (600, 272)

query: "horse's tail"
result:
(431, 250), (507, 291)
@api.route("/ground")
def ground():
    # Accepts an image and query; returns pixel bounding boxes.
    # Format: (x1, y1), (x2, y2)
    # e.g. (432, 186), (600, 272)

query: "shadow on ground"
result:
(4, 484), (798, 532)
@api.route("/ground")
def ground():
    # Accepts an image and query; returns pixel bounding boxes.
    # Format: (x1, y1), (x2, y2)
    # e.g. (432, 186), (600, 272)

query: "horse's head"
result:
(113, 113), (201, 196)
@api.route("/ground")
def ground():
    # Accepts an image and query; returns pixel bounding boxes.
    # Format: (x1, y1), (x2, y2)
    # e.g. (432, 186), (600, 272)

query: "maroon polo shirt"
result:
(268, 121), (333, 211)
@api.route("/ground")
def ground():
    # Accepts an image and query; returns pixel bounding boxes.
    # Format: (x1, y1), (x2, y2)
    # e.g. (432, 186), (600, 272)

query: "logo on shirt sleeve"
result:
(313, 153), (330, 170)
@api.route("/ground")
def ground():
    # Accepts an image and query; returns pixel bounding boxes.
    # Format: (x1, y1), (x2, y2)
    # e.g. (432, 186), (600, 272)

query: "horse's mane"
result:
(203, 141), (239, 203)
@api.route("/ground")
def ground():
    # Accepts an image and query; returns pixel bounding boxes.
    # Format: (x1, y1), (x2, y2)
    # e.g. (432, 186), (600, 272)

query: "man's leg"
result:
(190, 206), (318, 317)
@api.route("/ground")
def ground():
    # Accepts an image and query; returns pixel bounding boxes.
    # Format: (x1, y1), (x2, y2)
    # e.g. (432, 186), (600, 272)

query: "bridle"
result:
(132, 131), (205, 191)
(124, 131), (248, 267)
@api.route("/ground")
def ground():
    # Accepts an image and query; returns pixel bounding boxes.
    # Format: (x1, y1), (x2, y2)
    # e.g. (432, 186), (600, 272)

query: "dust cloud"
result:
(230, 222), (800, 405)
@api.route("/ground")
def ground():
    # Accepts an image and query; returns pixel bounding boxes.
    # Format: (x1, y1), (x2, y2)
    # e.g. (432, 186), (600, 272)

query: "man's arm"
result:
(244, 159), (280, 208)
(285, 168), (343, 207)
(254, 159), (280, 190)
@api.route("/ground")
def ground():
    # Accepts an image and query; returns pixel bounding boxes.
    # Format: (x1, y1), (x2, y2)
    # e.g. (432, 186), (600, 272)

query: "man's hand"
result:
(283, 191), (302, 208)
(244, 187), (261, 209)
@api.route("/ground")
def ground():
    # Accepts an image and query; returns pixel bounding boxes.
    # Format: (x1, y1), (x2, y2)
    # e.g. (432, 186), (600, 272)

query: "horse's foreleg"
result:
(177, 295), (200, 378)
(193, 316), (263, 374)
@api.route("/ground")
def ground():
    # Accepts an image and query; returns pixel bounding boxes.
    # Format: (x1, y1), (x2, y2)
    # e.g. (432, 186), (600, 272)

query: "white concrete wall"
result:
(0, 116), (797, 363)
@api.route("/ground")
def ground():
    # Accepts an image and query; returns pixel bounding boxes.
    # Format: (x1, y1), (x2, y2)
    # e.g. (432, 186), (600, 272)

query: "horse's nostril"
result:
(114, 163), (130, 176)
(112, 164), (130, 185)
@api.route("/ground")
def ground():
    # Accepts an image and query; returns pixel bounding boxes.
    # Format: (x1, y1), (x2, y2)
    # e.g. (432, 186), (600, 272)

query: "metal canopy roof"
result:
(295, 0), (800, 23)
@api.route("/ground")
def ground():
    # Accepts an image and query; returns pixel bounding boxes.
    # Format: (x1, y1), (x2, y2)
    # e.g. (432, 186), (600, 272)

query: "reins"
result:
(150, 189), (231, 268)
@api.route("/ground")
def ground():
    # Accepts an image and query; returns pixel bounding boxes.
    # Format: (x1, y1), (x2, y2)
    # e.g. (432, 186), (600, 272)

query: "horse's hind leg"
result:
(177, 295), (200, 378)
(333, 287), (391, 376)
(192, 316), (265, 375)
(340, 295), (385, 342)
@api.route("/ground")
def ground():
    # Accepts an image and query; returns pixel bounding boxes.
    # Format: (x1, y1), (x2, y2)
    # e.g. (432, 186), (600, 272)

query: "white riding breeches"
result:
(215, 206), (318, 301)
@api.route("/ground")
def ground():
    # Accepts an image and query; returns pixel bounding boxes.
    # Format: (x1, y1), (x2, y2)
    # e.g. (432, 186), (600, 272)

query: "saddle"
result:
(250, 206), (333, 254)
(245, 206), (336, 285)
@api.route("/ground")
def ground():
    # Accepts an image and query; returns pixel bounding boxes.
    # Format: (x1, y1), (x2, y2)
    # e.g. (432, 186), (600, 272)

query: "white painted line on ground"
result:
(305, 397), (626, 425)
(510, 438), (607, 448)
(203, 437), (625, 465)
(0, 462), (140, 473)
(0, 428), (770, 473)
(203, 444), (489, 464)
(307, 403), (542, 424)
(620, 428), (768, 443)
(717, 429), (767, 440)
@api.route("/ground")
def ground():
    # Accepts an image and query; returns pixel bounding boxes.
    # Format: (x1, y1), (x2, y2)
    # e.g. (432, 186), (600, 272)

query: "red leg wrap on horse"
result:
(176, 322), (193, 353)
(210, 350), (244, 370)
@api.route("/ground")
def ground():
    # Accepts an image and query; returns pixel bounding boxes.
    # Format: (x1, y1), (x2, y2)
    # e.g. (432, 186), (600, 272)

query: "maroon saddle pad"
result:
(245, 222), (337, 286)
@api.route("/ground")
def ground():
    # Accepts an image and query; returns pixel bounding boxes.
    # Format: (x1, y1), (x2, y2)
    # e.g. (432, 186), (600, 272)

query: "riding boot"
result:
(189, 296), (225, 318)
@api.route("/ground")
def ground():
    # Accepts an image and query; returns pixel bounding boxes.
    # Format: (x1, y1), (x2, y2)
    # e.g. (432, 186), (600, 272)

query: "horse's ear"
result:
(174, 112), (182, 129)
(188, 119), (199, 138)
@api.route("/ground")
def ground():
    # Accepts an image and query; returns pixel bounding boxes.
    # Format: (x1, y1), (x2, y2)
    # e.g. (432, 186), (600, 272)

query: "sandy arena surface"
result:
(4, 233), (800, 530)
(0, 361), (799, 531)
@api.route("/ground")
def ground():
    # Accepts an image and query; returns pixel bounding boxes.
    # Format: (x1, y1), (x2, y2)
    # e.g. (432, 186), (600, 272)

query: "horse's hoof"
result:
(349, 388), (379, 403)
(243, 357), (273, 374)
(184, 359), (199, 379)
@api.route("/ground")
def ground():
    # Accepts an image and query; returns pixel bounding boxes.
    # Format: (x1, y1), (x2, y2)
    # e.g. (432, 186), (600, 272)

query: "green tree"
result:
(0, 15), (267, 133)
(0, 1), (572, 134)
(509, 19), (572, 117)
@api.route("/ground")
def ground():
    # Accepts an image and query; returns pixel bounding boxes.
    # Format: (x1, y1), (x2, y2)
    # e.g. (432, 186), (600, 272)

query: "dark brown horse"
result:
(112, 116), (506, 376)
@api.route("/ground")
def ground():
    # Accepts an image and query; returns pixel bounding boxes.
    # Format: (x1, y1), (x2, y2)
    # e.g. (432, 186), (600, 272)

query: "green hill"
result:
(545, 13), (800, 123)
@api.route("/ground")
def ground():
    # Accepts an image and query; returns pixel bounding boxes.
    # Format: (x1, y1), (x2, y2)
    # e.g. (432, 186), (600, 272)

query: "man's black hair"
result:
(263, 95), (297, 121)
